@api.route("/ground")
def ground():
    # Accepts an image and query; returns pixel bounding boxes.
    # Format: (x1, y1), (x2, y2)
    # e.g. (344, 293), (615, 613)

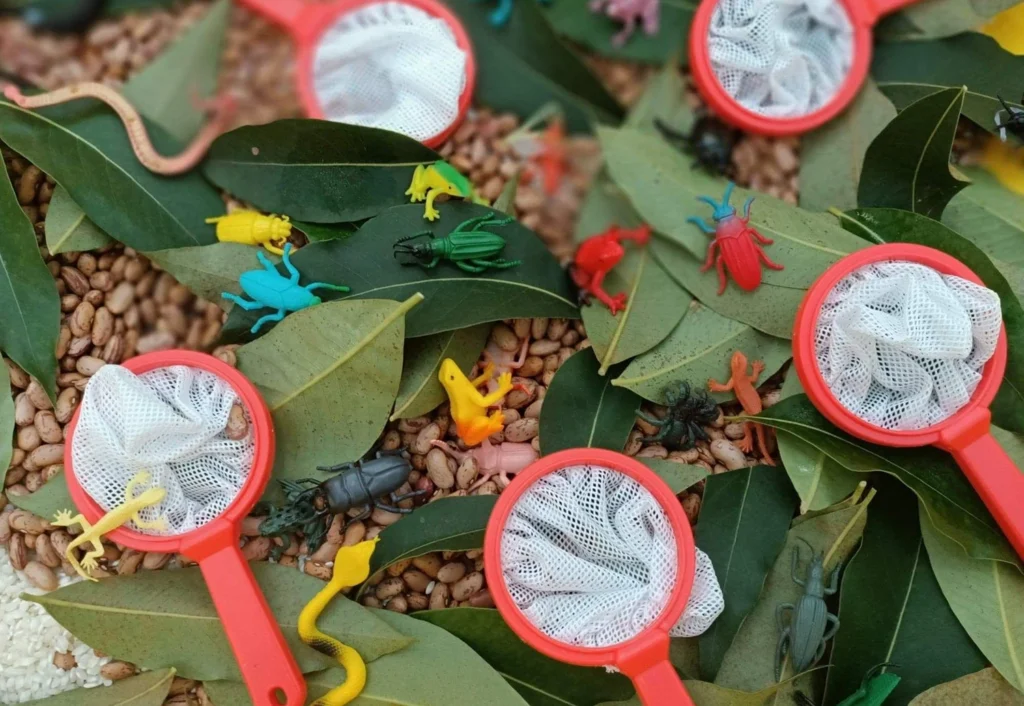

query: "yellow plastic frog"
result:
(206, 210), (292, 254)
(438, 358), (515, 446)
(405, 160), (489, 221)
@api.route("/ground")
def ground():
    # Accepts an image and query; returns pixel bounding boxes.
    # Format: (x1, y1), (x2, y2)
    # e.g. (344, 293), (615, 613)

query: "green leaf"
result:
(222, 202), (578, 342)
(20, 668), (175, 706)
(43, 186), (114, 255)
(494, 171), (521, 216)
(236, 297), (420, 496)
(799, 79), (896, 213)
(754, 395), (1020, 568)
(0, 99), (220, 251)
(206, 609), (529, 706)
(639, 458), (708, 494)
(294, 221), (359, 243)
(539, 348), (640, 455)
(872, 33), (1024, 139)
(204, 120), (440, 223)
(921, 502), (1024, 692)
(542, 0), (695, 64)
(824, 476), (987, 706)
(777, 432), (860, 515)
(613, 300), (792, 404)
(391, 324), (491, 420)
(0, 170), (59, 402)
(444, 0), (623, 133)
(147, 243), (278, 310)
(9, 470), (73, 519)
(624, 63), (695, 135)
(876, 1), (1020, 41)
(943, 165), (1024, 269)
(858, 86), (969, 219)
(0, 361), (12, 486)
(416, 608), (634, 706)
(910, 668), (1024, 705)
(104, 0), (177, 14)
(715, 499), (871, 695)
(696, 466), (797, 681)
(121, 0), (229, 142)
(359, 495), (498, 598)
(838, 207), (1024, 434)
(25, 563), (412, 680)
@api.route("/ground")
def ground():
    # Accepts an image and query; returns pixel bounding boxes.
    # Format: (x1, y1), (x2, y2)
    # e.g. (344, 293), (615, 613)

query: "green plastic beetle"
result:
(795, 664), (901, 706)
(776, 537), (841, 680)
(393, 214), (522, 273)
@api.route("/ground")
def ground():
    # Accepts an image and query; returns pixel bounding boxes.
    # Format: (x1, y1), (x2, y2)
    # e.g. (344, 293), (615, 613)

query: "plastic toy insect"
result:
(481, 336), (529, 395)
(795, 664), (900, 706)
(52, 470), (167, 581)
(405, 160), (489, 221)
(299, 538), (379, 706)
(526, 117), (569, 196)
(637, 381), (720, 451)
(995, 94), (1024, 142)
(2, 83), (234, 176)
(571, 224), (651, 316)
(688, 182), (784, 295)
(222, 243), (350, 334)
(776, 537), (841, 681)
(439, 358), (517, 446)
(473, 0), (552, 26)
(589, 0), (660, 47)
(708, 350), (775, 466)
(206, 210), (292, 255)
(431, 439), (538, 490)
(655, 115), (739, 177)
(17, 0), (104, 32)
(393, 214), (522, 273)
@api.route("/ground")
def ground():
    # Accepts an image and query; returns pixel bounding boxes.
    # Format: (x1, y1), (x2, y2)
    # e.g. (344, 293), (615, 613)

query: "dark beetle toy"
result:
(995, 93), (1024, 142)
(637, 381), (720, 451)
(655, 115), (739, 177)
(776, 537), (841, 681)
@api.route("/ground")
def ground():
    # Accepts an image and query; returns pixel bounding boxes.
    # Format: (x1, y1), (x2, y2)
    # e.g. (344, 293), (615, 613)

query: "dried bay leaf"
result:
(391, 324), (490, 420)
(25, 563), (411, 680)
(943, 165), (1024, 268)
(416, 608), (635, 706)
(0, 170), (59, 402)
(613, 300), (791, 403)
(877, 2), (1021, 42)
(43, 186), (114, 255)
(147, 243), (278, 310)
(777, 431), (860, 514)
(696, 466), (797, 681)
(222, 202), (578, 342)
(540, 348), (640, 455)
(911, 668), (1024, 705)
(204, 119), (439, 223)
(236, 296), (421, 496)
(9, 470), (73, 519)
(0, 99), (220, 251)
(20, 668), (175, 706)
(858, 87), (970, 219)
(824, 476), (986, 705)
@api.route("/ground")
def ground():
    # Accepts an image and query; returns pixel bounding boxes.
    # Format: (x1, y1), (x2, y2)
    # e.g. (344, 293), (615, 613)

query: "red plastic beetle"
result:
(688, 182), (784, 295)
(571, 224), (651, 315)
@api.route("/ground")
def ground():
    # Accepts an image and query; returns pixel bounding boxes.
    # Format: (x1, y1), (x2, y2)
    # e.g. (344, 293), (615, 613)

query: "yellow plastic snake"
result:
(298, 538), (379, 706)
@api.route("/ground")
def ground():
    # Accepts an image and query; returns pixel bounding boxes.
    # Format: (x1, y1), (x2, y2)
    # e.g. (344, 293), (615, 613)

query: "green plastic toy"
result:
(393, 214), (521, 273)
(405, 160), (489, 221)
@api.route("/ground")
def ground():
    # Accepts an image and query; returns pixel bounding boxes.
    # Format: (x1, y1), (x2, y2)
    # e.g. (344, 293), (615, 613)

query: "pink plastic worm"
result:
(2, 83), (236, 176)
(431, 439), (538, 491)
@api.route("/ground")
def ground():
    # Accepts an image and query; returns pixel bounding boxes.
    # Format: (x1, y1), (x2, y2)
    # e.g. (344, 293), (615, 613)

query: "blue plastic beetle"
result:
(473, 0), (550, 26)
(222, 243), (351, 334)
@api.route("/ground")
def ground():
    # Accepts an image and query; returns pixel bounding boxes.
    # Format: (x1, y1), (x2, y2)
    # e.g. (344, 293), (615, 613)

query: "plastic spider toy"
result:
(995, 93), (1024, 142)
(636, 381), (719, 450)
(655, 115), (739, 177)
(688, 182), (784, 295)
(571, 223), (651, 315)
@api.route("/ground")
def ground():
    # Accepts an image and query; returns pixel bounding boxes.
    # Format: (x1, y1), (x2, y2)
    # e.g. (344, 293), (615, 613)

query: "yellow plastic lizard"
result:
(52, 470), (167, 581)
(298, 538), (379, 706)
(405, 160), (489, 221)
(205, 210), (292, 255)
(438, 358), (515, 447)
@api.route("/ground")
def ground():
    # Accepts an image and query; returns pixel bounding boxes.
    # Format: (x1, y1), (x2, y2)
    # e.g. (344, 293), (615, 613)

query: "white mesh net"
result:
(500, 465), (724, 649)
(71, 365), (254, 536)
(708, 0), (854, 118)
(814, 261), (1002, 431)
(312, 1), (468, 143)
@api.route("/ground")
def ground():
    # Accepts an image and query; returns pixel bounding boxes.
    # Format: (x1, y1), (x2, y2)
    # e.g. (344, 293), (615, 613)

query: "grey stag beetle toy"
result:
(776, 537), (841, 680)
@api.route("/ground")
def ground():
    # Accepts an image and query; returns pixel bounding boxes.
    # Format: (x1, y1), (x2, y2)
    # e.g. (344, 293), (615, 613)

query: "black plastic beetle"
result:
(655, 115), (739, 177)
(996, 94), (1024, 142)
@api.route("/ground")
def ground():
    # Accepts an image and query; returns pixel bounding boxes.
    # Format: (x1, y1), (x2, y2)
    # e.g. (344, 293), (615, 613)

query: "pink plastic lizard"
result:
(589, 0), (660, 47)
(431, 439), (538, 491)
(479, 337), (529, 395)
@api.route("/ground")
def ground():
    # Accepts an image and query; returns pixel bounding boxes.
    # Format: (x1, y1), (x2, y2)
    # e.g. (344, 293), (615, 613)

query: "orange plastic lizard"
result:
(708, 351), (775, 466)
(525, 117), (568, 196)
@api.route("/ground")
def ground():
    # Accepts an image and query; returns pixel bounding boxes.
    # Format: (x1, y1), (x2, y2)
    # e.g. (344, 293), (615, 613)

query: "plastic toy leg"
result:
(707, 375), (735, 393)
(251, 309), (286, 334)
(586, 270), (628, 315)
(471, 362), (496, 387)
(822, 614), (840, 641)
(754, 423), (775, 466)
(758, 246), (786, 271)
(637, 410), (666, 428)
(775, 628), (791, 681)
(455, 260), (487, 273)
(737, 422), (754, 454)
(474, 257), (520, 270)
(713, 253), (728, 295)
(687, 216), (715, 234)
(423, 189), (442, 221)
(776, 603), (794, 630)
(749, 228), (773, 245)
(750, 360), (765, 383)
(742, 197), (754, 219)
(221, 292), (264, 310)
(489, 0), (513, 26)
(406, 165), (427, 202)
(277, 244), (301, 283)
(306, 282), (351, 295)
(699, 241), (719, 273)
(611, 17), (636, 47)
(791, 548), (806, 587)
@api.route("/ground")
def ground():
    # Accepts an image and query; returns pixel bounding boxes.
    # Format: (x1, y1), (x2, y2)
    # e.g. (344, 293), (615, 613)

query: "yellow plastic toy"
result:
(438, 358), (515, 447)
(980, 137), (1024, 197)
(206, 210), (292, 255)
(982, 4), (1024, 55)
(405, 160), (489, 221)
(298, 538), (380, 706)
(52, 470), (167, 581)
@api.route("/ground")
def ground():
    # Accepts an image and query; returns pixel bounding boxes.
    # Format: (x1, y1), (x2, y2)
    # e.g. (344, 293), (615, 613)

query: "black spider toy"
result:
(637, 381), (721, 451)
(655, 114), (739, 177)
(996, 94), (1024, 142)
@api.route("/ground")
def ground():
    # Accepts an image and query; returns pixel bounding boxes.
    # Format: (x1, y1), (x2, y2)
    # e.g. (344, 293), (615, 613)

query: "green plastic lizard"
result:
(52, 470), (167, 581)
(405, 160), (489, 221)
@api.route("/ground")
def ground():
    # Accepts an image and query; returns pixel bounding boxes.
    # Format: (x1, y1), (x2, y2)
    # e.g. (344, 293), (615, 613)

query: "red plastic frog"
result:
(571, 224), (652, 316)
(526, 117), (568, 197)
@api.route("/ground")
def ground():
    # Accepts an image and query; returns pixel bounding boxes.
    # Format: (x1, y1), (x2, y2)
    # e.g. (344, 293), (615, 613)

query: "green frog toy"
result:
(406, 160), (489, 221)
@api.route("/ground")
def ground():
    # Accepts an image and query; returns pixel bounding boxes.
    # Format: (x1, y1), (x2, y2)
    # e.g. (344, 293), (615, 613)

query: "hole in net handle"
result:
(200, 542), (307, 706)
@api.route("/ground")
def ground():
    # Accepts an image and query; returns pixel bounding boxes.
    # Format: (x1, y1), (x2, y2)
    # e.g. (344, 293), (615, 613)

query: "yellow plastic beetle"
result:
(206, 210), (292, 255)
